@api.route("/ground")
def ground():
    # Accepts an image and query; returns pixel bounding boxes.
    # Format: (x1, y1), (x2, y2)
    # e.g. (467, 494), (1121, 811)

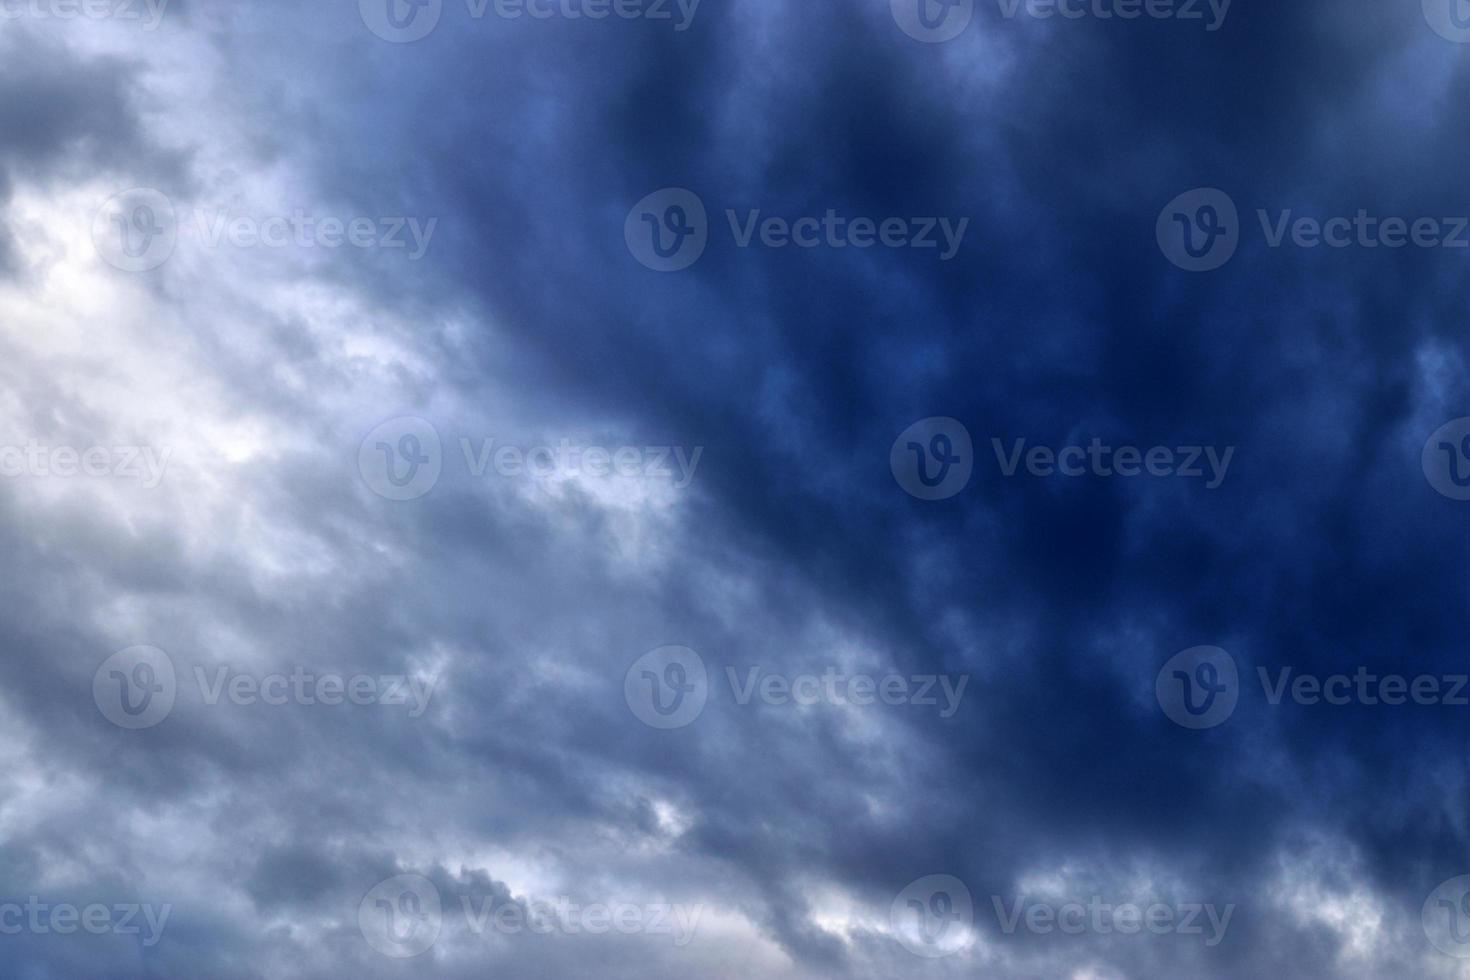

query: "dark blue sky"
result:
(3, 0), (1470, 976)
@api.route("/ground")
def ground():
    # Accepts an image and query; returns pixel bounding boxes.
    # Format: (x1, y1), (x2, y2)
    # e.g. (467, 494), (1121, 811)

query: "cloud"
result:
(2, 1), (1468, 977)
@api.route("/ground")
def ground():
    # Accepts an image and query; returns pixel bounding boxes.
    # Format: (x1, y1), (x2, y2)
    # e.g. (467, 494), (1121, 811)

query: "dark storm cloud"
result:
(0, 26), (185, 277)
(3, 0), (1469, 976)
(281, 1), (1470, 973)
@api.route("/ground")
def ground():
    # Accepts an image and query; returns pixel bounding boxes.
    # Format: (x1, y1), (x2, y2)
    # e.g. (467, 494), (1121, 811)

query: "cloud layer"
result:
(4, 1), (1470, 976)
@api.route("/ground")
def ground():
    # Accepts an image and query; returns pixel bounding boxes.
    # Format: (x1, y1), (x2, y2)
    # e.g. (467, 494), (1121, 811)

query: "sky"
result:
(5, 0), (1470, 977)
